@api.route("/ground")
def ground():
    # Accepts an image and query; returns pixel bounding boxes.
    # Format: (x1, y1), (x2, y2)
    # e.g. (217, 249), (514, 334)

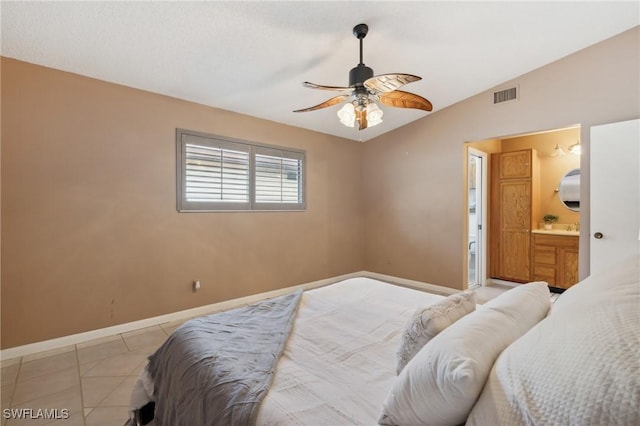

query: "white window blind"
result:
(255, 148), (303, 206)
(185, 144), (249, 203)
(177, 129), (305, 212)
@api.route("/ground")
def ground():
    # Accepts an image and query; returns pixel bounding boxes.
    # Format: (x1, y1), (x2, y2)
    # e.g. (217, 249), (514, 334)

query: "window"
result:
(177, 129), (305, 211)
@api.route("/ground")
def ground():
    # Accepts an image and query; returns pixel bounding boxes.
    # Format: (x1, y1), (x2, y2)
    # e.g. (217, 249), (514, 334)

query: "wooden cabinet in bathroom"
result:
(498, 150), (533, 179)
(531, 233), (579, 289)
(489, 149), (540, 283)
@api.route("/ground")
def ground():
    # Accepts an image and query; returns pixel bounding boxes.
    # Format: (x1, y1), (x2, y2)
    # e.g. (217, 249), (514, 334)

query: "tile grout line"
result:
(74, 345), (88, 426)
(81, 335), (131, 425)
(120, 334), (132, 353)
(5, 356), (23, 423)
(89, 334), (149, 424)
(7, 361), (87, 426)
(92, 375), (130, 412)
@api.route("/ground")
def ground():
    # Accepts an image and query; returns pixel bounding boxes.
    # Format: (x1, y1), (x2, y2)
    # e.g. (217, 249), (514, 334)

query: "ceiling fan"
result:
(294, 23), (433, 131)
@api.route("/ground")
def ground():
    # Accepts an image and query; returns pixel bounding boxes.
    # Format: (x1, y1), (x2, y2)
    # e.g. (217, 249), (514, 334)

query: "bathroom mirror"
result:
(558, 168), (580, 211)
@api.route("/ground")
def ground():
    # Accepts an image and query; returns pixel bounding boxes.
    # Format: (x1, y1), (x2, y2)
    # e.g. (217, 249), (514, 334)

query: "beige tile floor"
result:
(471, 282), (513, 304)
(0, 319), (186, 426)
(0, 283), (560, 426)
(471, 281), (562, 304)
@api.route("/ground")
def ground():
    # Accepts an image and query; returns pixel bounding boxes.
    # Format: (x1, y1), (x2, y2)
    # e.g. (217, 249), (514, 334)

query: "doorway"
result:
(467, 148), (487, 288)
(465, 126), (581, 289)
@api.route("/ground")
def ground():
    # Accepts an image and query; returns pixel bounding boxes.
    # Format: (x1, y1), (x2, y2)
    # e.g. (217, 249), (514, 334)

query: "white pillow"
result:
(467, 255), (640, 426)
(379, 282), (551, 426)
(396, 291), (476, 374)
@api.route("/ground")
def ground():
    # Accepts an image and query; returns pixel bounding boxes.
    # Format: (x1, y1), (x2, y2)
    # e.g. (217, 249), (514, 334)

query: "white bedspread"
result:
(256, 277), (446, 425)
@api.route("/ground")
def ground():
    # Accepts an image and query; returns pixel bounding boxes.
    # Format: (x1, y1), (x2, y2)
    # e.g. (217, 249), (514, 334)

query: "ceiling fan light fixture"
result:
(366, 102), (383, 127)
(337, 103), (356, 127)
(295, 23), (432, 131)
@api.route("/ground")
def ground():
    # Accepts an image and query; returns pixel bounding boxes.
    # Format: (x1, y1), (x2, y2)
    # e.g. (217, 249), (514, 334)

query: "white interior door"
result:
(590, 119), (640, 276)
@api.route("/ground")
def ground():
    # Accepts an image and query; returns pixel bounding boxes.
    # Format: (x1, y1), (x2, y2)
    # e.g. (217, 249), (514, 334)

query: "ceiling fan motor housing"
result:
(349, 64), (373, 88)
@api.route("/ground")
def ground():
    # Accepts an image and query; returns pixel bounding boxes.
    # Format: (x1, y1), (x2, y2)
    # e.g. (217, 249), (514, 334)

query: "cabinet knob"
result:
(594, 232), (604, 239)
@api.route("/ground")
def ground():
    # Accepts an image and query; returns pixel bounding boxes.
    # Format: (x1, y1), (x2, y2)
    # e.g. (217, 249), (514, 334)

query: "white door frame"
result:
(467, 147), (488, 287)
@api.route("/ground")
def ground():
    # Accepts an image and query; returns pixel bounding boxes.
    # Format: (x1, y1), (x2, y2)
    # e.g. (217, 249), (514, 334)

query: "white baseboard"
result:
(485, 278), (521, 288)
(362, 271), (459, 295)
(0, 271), (458, 360)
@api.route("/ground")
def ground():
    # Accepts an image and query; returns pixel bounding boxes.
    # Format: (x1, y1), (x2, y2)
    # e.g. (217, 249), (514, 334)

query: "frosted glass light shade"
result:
(337, 103), (356, 127)
(366, 103), (384, 127)
(568, 141), (581, 155)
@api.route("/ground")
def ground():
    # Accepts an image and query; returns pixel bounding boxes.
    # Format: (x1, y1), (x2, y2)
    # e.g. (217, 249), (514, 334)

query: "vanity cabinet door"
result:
(499, 150), (531, 179)
(559, 246), (579, 288)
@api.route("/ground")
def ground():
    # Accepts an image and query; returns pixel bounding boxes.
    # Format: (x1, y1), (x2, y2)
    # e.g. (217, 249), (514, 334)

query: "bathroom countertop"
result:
(531, 229), (579, 236)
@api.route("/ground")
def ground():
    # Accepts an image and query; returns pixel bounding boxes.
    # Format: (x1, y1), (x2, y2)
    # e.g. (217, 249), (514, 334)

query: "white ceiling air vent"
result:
(493, 85), (519, 104)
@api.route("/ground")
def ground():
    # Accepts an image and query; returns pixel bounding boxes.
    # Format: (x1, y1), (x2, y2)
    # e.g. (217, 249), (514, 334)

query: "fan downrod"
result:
(349, 23), (373, 87)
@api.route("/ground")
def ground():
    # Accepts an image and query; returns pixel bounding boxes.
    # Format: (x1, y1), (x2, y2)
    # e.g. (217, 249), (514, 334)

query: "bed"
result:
(126, 254), (640, 426)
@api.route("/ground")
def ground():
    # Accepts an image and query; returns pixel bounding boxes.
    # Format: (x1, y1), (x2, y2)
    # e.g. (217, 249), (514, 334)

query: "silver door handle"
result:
(594, 232), (604, 239)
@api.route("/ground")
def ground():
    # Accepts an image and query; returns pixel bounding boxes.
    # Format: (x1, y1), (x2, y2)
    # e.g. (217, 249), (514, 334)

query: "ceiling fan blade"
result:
(364, 73), (422, 93)
(293, 95), (350, 113)
(378, 90), (433, 112)
(356, 109), (368, 130)
(302, 82), (353, 93)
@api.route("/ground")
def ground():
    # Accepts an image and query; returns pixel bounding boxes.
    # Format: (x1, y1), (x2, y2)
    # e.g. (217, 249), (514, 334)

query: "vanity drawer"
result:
(531, 233), (579, 288)
(532, 233), (578, 247)
(533, 246), (557, 265)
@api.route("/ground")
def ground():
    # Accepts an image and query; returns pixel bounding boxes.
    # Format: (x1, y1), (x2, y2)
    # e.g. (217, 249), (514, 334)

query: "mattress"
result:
(256, 277), (446, 425)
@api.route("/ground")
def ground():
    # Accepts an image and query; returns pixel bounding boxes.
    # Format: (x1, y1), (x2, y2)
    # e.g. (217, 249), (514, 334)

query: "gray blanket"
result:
(145, 290), (302, 426)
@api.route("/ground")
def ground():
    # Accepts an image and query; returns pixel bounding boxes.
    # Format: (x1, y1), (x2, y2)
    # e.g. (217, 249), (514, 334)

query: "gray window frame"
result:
(176, 129), (306, 212)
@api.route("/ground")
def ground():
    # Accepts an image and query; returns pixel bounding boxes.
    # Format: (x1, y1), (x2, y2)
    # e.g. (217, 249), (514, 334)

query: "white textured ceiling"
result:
(2, 1), (638, 141)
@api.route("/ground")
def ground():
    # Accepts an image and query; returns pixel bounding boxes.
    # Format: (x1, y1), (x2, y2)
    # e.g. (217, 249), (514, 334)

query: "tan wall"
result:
(503, 129), (581, 226)
(1, 58), (364, 348)
(363, 27), (639, 289)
